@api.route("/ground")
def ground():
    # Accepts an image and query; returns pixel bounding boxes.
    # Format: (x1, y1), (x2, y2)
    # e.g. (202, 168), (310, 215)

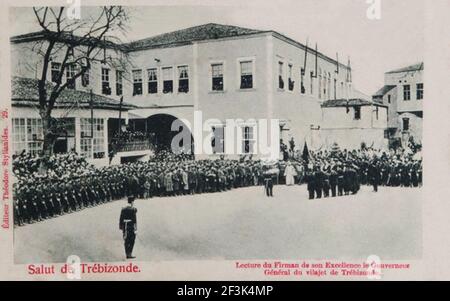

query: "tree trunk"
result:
(40, 109), (55, 157)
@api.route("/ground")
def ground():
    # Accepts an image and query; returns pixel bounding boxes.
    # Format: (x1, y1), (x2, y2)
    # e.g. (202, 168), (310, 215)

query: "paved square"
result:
(14, 185), (422, 263)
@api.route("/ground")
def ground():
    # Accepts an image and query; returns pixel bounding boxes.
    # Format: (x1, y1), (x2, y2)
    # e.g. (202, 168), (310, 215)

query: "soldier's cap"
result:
(128, 196), (135, 203)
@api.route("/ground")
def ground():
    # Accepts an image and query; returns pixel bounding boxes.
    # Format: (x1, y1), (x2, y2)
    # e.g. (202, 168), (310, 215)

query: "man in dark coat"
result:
(119, 196), (138, 259)
(313, 166), (324, 199)
(305, 168), (315, 200)
(329, 166), (338, 197)
(337, 166), (345, 196)
(368, 161), (381, 192)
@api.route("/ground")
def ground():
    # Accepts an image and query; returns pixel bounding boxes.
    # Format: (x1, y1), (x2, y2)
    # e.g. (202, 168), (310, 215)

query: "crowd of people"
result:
(12, 147), (422, 226)
(111, 129), (153, 143)
(284, 148), (422, 199)
(12, 151), (265, 226)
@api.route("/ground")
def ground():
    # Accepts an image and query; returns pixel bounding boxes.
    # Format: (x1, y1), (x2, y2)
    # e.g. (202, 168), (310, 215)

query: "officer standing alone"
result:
(263, 169), (274, 197)
(119, 196), (138, 259)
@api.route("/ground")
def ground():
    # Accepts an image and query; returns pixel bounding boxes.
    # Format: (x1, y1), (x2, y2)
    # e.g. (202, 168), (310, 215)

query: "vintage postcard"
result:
(0, 0), (449, 281)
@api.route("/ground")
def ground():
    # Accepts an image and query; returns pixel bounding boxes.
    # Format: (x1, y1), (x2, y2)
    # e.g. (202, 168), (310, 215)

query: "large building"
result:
(373, 62), (424, 147)
(10, 23), (388, 164)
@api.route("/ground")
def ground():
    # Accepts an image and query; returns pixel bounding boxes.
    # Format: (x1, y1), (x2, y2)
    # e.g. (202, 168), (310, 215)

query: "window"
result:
(162, 67), (173, 93)
(211, 63), (224, 91)
(12, 118), (26, 155)
(66, 63), (76, 89)
(388, 94), (391, 104)
(403, 118), (410, 131)
(288, 64), (294, 91)
(93, 118), (105, 159)
(101, 68), (111, 95)
(178, 66), (189, 93)
(327, 73), (331, 99)
(242, 126), (255, 154)
(403, 85), (411, 101)
(12, 118), (43, 156)
(300, 68), (305, 94)
(132, 69), (143, 95)
(318, 71), (322, 99)
(80, 118), (104, 159)
(354, 106), (361, 120)
(333, 78), (337, 99)
(80, 119), (92, 158)
(27, 118), (43, 156)
(147, 68), (158, 94)
(116, 70), (123, 96)
(240, 61), (253, 89)
(211, 126), (225, 154)
(417, 83), (423, 100)
(278, 61), (284, 90)
(51, 62), (61, 83)
(82, 68), (90, 87)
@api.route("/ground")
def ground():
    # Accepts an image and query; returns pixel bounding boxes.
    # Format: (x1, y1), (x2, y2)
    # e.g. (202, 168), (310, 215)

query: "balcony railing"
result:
(111, 139), (154, 153)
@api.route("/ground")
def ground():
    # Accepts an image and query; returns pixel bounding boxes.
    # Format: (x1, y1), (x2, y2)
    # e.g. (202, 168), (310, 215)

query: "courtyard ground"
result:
(14, 185), (422, 263)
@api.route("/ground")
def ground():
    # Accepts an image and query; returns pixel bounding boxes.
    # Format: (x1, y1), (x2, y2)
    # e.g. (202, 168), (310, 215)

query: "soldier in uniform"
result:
(119, 196), (138, 259)
(197, 168), (206, 193)
(329, 166), (338, 198)
(305, 167), (315, 200)
(348, 165), (360, 195)
(66, 180), (77, 211)
(337, 165), (345, 197)
(164, 171), (174, 196)
(368, 160), (380, 192)
(13, 185), (23, 226)
(43, 182), (55, 218)
(156, 169), (164, 196)
(60, 182), (70, 213)
(188, 166), (197, 195)
(343, 165), (352, 195)
(411, 162), (419, 187)
(173, 170), (181, 195)
(322, 167), (331, 198)
(50, 182), (62, 216)
(20, 197), (31, 224)
(313, 166), (324, 199)
(73, 178), (84, 210)
(263, 167), (275, 197)
(227, 167), (235, 190)
(14, 199), (22, 226)
(80, 179), (90, 208)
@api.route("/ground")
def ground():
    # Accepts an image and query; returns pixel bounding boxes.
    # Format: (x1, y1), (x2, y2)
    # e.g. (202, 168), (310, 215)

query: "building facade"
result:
(120, 23), (357, 157)
(320, 98), (388, 150)
(373, 63), (424, 147)
(10, 23), (388, 164)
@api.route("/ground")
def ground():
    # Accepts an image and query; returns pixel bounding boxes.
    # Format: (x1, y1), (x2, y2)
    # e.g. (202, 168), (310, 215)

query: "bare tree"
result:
(31, 6), (130, 156)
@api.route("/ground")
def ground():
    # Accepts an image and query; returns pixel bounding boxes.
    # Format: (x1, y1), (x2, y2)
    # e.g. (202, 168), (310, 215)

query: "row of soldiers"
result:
(13, 175), (130, 225)
(304, 163), (360, 199)
(103, 159), (264, 199)
(13, 149), (423, 226)
(299, 148), (422, 199)
(13, 155), (266, 226)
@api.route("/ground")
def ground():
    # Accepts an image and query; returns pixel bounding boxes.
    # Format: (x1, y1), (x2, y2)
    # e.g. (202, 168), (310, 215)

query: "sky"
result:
(9, 0), (424, 95)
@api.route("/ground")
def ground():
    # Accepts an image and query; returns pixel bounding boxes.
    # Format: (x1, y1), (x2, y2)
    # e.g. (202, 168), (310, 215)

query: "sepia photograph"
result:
(7, 1), (424, 266)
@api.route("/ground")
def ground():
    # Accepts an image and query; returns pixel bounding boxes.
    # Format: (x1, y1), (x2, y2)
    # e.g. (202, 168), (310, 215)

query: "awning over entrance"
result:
(128, 105), (194, 120)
